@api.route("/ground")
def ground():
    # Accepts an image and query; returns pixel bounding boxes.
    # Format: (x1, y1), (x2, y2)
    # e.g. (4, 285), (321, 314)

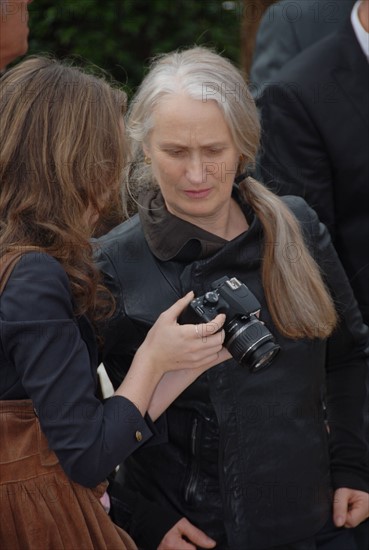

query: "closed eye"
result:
(207, 148), (223, 155)
(164, 149), (186, 157)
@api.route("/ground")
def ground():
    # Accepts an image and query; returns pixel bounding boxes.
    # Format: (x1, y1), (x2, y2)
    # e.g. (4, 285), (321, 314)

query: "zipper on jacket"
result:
(184, 417), (199, 503)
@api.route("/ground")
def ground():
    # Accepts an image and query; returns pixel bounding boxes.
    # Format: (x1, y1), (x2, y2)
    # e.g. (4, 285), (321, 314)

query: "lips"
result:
(184, 188), (212, 199)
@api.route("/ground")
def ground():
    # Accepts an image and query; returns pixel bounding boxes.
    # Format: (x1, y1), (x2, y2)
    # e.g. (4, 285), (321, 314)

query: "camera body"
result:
(180, 276), (280, 371)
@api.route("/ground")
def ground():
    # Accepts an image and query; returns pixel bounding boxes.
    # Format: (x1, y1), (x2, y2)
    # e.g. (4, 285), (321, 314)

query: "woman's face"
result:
(143, 93), (241, 228)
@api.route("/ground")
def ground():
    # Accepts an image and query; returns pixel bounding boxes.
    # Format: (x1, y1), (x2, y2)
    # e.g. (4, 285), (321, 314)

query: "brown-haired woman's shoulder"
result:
(0, 251), (73, 323)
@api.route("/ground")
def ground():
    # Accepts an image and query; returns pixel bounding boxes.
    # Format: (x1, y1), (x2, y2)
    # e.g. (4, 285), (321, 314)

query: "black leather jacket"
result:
(95, 195), (369, 549)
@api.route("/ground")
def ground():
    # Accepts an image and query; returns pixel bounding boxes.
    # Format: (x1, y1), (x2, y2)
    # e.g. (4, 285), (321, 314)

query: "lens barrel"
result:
(224, 317), (280, 371)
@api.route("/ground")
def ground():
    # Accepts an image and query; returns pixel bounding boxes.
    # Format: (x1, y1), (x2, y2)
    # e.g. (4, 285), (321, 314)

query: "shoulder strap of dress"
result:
(0, 247), (42, 295)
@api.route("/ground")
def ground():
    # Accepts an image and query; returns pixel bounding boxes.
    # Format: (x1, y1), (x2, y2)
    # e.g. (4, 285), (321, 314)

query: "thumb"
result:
(333, 488), (349, 527)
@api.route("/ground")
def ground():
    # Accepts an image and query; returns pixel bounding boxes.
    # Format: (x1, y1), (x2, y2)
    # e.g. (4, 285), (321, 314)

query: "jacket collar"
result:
(138, 185), (253, 262)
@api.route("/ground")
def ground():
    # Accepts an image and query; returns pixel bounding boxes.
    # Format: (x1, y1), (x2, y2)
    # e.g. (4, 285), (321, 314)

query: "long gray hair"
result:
(124, 47), (337, 339)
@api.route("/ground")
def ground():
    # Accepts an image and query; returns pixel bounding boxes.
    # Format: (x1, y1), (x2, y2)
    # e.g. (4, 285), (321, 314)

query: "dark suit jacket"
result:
(250, 0), (354, 96)
(258, 19), (369, 326)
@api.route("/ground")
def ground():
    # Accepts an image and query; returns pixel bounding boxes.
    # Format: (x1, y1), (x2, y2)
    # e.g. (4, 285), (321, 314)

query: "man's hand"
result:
(333, 487), (369, 528)
(158, 517), (216, 550)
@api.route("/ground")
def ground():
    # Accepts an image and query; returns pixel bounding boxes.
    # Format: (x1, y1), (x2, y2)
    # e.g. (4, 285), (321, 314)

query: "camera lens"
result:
(224, 317), (280, 371)
(249, 342), (280, 371)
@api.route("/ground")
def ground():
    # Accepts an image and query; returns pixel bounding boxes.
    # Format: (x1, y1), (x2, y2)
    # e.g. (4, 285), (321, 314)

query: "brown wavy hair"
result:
(0, 56), (127, 321)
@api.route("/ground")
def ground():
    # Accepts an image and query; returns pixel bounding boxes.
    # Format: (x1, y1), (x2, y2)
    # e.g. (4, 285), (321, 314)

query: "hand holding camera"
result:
(180, 276), (280, 371)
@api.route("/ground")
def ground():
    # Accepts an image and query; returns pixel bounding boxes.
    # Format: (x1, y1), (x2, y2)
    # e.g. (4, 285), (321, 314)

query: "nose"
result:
(185, 155), (205, 186)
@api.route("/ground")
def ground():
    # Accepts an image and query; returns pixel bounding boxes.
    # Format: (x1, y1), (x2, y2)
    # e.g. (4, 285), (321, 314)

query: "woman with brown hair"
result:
(0, 56), (228, 549)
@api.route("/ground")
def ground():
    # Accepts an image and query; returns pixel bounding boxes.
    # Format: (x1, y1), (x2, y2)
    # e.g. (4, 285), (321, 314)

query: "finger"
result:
(333, 488), (349, 527)
(178, 345), (228, 371)
(207, 313), (226, 333)
(179, 521), (216, 548)
(205, 347), (232, 367)
(194, 325), (225, 344)
(161, 292), (195, 322)
(201, 329), (227, 353)
(345, 509), (363, 528)
(188, 332), (226, 356)
(344, 501), (369, 528)
(196, 314), (226, 340)
(217, 348), (232, 362)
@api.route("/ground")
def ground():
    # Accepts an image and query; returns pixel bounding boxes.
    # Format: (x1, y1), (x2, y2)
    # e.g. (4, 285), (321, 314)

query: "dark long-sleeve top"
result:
(0, 252), (165, 487)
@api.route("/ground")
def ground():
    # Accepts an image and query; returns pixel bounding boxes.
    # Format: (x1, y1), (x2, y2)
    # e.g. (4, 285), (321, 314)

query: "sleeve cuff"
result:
(143, 412), (168, 446)
(106, 396), (168, 448)
(331, 471), (369, 494)
(106, 395), (153, 448)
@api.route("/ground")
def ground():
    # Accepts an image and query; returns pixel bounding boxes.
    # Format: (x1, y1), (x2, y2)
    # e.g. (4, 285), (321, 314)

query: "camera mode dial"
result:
(204, 291), (219, 305)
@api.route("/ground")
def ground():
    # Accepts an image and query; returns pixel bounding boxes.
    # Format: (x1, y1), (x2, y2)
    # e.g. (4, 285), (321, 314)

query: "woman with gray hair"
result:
(96, 47), (369, 550)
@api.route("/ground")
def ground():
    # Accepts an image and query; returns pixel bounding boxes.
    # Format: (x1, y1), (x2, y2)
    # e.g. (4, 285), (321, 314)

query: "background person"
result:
(257, 4), (369, 545)
(0, 0), (33, 71)
(96, 47), (369, 550)
(0, 56), (228, 549)
(257, 0), (369, 328)
(249, 0), (354, 97)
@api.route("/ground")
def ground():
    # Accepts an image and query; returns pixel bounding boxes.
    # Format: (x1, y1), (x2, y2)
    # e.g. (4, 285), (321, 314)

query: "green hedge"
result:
(28, 0), (242, 94)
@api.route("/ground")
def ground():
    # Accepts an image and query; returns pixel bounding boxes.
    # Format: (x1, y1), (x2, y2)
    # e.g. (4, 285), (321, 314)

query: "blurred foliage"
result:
(27, 0), (242, 95)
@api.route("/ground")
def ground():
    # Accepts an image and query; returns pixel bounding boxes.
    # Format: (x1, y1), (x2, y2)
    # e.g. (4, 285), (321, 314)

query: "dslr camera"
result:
(180, 276), (280, 371)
